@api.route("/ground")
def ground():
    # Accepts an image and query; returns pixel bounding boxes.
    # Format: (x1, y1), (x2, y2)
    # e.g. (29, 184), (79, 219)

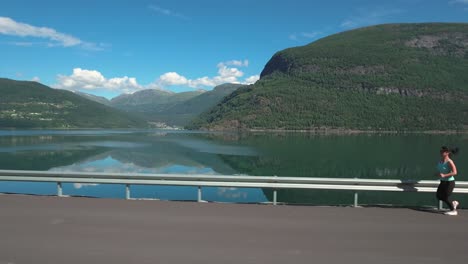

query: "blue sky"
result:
(1, 0), (467, 99)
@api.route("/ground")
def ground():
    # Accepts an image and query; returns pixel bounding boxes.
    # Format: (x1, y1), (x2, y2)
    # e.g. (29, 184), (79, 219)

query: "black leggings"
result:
(436, 181), (455, 210)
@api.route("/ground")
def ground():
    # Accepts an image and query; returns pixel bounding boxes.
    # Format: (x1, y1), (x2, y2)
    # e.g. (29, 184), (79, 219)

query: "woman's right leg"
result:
(437, 181), (454, 210)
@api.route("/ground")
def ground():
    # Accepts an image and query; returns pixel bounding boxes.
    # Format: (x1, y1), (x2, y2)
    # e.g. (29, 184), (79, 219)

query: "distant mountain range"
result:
(108, 89), (204, 127)
(0, 77), (244, 129)
(0, 78), (147, 128)
(190, 23), (468, 131)
(100, 83), (244, 127)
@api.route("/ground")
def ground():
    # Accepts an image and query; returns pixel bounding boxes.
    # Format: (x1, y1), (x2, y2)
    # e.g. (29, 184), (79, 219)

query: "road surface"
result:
(1, 194), (467, 264)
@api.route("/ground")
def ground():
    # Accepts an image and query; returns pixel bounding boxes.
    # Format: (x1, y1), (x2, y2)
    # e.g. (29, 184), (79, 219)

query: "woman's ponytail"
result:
(441, 146), (460, 157)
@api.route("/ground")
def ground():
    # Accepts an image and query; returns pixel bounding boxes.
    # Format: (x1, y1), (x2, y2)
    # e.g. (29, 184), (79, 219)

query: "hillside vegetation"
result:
(190, 23), (468, 131)
(0, 78), (147, 128)
(110, 89), (204, 113)
(154, 83), (244, 126)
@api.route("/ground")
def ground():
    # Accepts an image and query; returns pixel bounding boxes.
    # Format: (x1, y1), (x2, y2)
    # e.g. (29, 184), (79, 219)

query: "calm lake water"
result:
(0, 129), (467, 207)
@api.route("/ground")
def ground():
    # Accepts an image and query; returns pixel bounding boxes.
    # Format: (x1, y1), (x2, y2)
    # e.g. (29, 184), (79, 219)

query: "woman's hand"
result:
(439, 173), (445, 178)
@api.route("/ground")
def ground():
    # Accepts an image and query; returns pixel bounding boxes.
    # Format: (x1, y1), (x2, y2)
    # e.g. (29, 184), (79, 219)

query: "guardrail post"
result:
(57, 182), (62, 197)
(197, 186), (202, 202)
(273, 175), (277, 205)
(353, 192), (358, 207)
(273, 190), (277, 205)
(125, 184), (131, 200)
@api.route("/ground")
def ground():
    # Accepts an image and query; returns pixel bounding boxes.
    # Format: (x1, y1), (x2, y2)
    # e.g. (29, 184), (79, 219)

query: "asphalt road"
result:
(1, 194), (467, 264)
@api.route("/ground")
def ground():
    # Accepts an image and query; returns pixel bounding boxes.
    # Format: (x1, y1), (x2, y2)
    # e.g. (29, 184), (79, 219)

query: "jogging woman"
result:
(436, 146), (459, 216)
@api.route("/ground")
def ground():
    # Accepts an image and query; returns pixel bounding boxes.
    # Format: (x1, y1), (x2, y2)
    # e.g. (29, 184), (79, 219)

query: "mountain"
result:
(109, 84), (243, 127)
(154, 83), (245, 126)
(74, 91), (111, 106)
(0, 78), (147, 128)
(189, 23), (468, 131)
(110, 89), (174, 110)
(165, 83), (244, 115)
(110, 89), (204, 114)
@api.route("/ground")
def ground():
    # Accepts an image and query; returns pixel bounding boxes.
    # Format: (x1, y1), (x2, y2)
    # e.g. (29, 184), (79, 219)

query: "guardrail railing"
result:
(0, 169), (467, 208)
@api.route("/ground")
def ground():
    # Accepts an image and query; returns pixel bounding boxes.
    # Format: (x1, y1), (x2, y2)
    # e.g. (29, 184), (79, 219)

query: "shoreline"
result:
(202, 127), (468, 135)
(0, 127), (467, 135)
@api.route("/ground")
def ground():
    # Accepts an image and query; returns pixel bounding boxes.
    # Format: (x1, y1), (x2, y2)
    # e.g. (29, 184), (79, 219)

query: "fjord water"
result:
(0, 130), (466, 207)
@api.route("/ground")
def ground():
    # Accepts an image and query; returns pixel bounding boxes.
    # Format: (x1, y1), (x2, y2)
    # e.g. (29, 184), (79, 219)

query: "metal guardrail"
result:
(0, 169), (467, 207)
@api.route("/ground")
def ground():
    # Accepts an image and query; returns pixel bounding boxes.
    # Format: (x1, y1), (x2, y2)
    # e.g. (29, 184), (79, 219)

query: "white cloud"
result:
(54, 59), (259, 95)
(54, 68), (142, 94)
(159, 72), (189, 86)
(149, 5), (189, 20)
(341, 8), (404, 29)
(154, 59), (257, 89)
(189, 76), (217, 87)
(0, 16), (102, 50)
(31, 76), (40, 82)
(217, 63), (244, 78)
(106, 77), (140, 90)
(224, 60), (249, 67)
(245, 75), (260, 84)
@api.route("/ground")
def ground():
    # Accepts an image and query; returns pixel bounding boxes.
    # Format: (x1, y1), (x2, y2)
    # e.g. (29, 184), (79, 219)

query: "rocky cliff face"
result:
(405, 32), (468, 58)
(260, 53), (293, 78)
